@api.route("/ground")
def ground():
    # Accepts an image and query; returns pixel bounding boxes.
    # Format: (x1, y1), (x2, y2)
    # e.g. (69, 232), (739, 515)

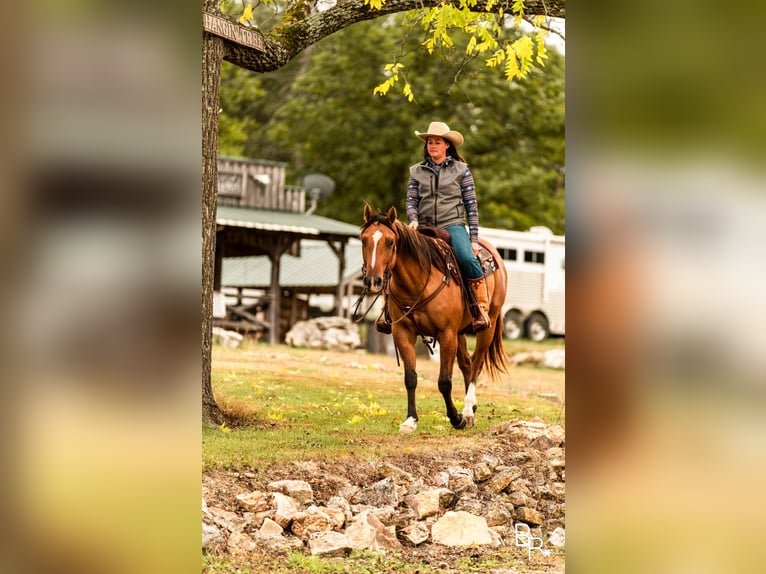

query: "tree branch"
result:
(220, 0), (565, 72)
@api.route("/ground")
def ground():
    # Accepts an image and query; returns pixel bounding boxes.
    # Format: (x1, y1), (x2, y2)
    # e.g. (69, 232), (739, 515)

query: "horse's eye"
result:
(361, 238), (367, 246)
(385, 239), (394, 248)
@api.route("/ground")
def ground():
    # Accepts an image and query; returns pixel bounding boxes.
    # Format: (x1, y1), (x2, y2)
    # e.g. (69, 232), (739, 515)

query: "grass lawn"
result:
(203, 339), (564, 472)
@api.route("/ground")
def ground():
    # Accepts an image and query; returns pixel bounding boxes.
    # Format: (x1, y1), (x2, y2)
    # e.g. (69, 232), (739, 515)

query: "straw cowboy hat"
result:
(415, 121), (464, 148)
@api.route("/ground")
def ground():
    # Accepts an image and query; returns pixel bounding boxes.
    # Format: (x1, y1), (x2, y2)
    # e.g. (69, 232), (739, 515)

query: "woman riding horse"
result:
(360, 205), (509, 433)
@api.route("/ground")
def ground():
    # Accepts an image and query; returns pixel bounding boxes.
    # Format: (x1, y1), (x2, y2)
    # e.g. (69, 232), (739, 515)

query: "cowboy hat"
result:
(415, 121), (464, 148)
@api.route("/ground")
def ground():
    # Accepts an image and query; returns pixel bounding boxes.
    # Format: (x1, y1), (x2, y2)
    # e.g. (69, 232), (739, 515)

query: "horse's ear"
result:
(386, 206), (398, 224)
(364, 202), (373, 223)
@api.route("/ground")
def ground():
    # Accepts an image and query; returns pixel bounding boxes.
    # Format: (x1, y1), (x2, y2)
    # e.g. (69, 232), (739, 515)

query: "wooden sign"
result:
(202, 12), (265, 52)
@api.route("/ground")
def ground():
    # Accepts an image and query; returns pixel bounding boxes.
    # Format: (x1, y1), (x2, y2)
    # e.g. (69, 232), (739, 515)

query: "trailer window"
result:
(498, 247), (517, 261)
(524, 250), (545, 264)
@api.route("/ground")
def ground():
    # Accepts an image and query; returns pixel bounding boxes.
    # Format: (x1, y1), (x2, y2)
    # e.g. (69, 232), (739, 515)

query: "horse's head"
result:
(360, 204), (399, 292)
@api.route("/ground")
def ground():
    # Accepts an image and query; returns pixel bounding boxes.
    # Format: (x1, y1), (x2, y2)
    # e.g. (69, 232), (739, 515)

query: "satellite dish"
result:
(302, 173), (335, 214)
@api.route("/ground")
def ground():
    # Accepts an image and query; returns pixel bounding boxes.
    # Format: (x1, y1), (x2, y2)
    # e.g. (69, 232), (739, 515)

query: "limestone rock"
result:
(405, 489), (441, 520)
(431, 511), (498, 547)
(354, 476), (399, 507)
(548, 526), (566, 547)
(259, 517), (284, 537)
(514, 506), (544, 527)
(202, 522), (225, 549)
(267, 479), (314, 505)
(308, 531), (352, 557)
(484, 467), (522, 494)
(401, 521), (430, 545)
(226, 531), (255, 557)
(235, 490), (270, 512)
(290, 506), (338, 541)
(272, 492), (301, 528)
(345, 510), (401, 553)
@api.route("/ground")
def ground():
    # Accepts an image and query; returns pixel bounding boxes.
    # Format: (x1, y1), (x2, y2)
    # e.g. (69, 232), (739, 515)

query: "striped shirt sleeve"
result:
(406, 177), (420, 223)
(461, 168), (479, 242)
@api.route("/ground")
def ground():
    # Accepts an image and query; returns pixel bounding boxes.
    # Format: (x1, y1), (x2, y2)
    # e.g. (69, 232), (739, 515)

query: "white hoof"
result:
(399, 417), (417, 434)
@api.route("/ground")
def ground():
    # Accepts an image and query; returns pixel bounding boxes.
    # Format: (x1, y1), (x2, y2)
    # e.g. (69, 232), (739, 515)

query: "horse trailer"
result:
(480, 226), (565, 341)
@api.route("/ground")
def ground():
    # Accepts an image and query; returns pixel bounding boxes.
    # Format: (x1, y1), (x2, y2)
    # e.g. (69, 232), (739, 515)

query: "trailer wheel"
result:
(526, 313), (550, 342)
(503, 310), (524, 340)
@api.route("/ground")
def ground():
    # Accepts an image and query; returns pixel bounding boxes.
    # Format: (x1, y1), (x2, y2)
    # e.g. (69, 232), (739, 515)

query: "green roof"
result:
(216, 205), (360, 237)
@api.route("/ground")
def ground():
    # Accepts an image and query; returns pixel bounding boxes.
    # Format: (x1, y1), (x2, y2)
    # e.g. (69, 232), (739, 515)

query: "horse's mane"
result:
(361, 213), (448, 276)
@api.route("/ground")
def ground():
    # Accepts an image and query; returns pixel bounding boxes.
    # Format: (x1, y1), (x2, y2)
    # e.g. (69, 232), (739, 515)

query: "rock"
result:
(507, 491), (529, 507)
(446, 466), (478, 496)
(353, 476), (399, 507)
(431, 511), (498, 547)
(508, 351), (544, 366)
(546, 424), (566, 446)
(371, 506), (399, 527)
(514, 506), (544, 527)
(207, 506), (251, 533)
(226, 531), (255, 557)
(484, 467), (522, 494)
(285, 317), (361, 351)
(308, 531), (352, 557)
(345, 510), (401, 552)
(472, 461), (493, 482)
(401, 521), (430, 545)
(290, 506), (338, 541)
(202, 522), (225, 549)
(251, 531), (303, 553)
(259, 517), (284, 537)
(454, 497), (484, 515)
(484, 498), (514, 527)
(377, 461), (414, 481)
(235, 490), (270, 512)
(272, 492), (301, 528)
(212, 327), (243, 348)
(326, 496), (353, 525)
(548, 527), (566, 547)
(405, 489), (442, 520)
(543, 349), (565, 369)
(267, 479), (314, 505)
(546, 447), (566, 470)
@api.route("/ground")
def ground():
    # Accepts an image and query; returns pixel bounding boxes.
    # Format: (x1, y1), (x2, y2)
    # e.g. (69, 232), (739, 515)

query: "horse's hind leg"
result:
(457, 334), (477, 428)
(437, 332), (466, 430)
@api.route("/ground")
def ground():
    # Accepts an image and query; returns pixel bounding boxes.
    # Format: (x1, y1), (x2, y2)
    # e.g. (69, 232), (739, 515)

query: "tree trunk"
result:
(202, 22), (225, 424)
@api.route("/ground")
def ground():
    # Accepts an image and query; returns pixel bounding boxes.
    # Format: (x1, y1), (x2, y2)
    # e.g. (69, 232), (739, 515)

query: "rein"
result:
(352, 231), (457, 328)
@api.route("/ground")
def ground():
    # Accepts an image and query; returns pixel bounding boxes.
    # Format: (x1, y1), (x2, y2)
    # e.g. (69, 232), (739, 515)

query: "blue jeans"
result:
(445, 225), (483, 279)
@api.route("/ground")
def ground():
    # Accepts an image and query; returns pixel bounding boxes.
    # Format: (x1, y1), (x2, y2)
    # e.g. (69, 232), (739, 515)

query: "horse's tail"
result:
(483, 318), (510, 382)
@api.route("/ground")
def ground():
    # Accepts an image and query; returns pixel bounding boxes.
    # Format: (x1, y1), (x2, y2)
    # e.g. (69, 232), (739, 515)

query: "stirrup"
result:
(471, 308), (491, 333)
(375, 313), (392, 334)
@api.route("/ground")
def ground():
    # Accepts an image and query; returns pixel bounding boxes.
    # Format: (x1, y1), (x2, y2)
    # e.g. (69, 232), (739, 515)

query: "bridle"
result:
(352, 228), (454, 326)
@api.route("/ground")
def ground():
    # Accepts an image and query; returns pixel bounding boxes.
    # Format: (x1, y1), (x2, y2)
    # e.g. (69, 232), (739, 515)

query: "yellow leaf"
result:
(219, 422), (231, 433)
(403, 82), (414, 102)
(348, 415), (364, 425)
(239, 4), (254, 24)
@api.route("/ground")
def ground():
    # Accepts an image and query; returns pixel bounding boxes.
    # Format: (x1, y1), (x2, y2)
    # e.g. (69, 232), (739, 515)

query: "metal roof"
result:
(216, 205), (361, 237)
(222, 239), (363, 288)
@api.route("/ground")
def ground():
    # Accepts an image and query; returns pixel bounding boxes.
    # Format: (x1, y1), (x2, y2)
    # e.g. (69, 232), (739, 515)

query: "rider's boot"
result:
(374, 301), (392, 334)
(468, 276), (491, 332)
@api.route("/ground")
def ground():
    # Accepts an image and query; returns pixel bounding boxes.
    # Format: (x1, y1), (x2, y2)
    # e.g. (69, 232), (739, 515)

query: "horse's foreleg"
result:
(457, 335), (477, 428)
(400, 367), (418, 433)
(394, 331), (419, 434)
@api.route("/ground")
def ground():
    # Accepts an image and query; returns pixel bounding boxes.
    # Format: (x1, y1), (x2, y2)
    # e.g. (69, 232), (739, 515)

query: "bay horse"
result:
(360, 204), (509, 433)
